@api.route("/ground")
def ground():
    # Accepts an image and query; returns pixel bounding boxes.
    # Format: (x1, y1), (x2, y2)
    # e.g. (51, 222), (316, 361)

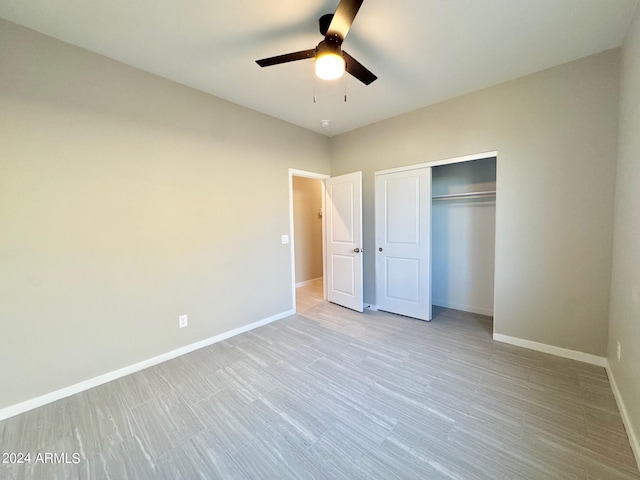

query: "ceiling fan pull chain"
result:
(313, 69), (317, 103)
(344, 72), (347, 102)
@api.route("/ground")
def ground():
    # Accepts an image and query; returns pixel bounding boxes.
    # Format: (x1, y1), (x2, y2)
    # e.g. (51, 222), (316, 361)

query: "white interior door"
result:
(375, 168), (431, 320)
(325, 172), (363, 312)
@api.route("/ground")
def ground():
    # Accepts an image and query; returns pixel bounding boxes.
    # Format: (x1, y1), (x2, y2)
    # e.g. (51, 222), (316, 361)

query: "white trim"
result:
(288, 169), (330, 313)
(493, 333), (607, 367)
(0, 309), (294, 421)
(493, 336), (640, 468)
(375, 151), (498, 176)
(606, 361), (640, 470)
(491, 156), (500, 342)
(289, 169), (330, 179)
(433, 301), (493, 317)
(295, 277), (323, 288)
(321, 181), (327, 302)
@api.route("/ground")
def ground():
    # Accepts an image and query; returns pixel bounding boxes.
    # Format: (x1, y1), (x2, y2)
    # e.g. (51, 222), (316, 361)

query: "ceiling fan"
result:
(255, 0), (377, 85)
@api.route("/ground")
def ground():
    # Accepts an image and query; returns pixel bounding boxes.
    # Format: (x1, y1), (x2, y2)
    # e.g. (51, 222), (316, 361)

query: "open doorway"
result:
(288, 169), (329, 313)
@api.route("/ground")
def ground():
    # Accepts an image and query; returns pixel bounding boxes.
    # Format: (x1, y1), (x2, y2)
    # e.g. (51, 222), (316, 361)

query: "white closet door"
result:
(375, 168), (431, 320)
(326, 172), (363, 312)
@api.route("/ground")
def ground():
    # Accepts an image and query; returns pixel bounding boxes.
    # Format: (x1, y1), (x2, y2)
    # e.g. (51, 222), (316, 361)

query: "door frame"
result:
(288, 169), (330, 312)
(375, 150), (498, 175)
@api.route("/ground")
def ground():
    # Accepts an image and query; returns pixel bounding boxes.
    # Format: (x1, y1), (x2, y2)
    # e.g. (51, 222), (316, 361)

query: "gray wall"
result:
(432, 158), (496, 315)
(0, 19), (330, 410)
(331, 49), (620, 357)
(608, 7), (640, 455)
(292, 177), (324, 284)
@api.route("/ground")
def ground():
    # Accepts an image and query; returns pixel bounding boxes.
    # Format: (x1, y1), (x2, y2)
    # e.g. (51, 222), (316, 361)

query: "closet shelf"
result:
(432, 190), (496, 201)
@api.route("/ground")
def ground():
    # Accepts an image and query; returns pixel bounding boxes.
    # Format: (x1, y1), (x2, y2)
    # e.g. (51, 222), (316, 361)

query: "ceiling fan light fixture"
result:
(315, 52), (345, 80)
(315, 40), (345, 80)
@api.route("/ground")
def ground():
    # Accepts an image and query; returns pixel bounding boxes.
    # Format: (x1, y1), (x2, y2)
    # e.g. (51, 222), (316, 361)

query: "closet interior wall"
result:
(432, 157), (497, 316)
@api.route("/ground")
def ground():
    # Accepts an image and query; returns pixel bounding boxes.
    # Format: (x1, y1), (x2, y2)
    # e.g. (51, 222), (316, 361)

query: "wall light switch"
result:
(617, 341), (621, 362)
(281, 235), (289, 244)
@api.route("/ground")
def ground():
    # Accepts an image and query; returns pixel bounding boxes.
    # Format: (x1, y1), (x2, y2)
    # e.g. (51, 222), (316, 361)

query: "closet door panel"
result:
(375, 168), (431, 321)
(385, 257), (420, 302)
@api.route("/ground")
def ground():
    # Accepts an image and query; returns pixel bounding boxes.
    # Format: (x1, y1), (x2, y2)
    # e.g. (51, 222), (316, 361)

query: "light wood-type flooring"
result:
(1, 278), (638, 479)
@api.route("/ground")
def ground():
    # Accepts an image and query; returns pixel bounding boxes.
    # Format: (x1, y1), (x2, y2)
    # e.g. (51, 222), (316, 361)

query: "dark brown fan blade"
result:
(343, 51), (377, 85)
(326, 0), (364, 43)
(256, 49), (315, 67)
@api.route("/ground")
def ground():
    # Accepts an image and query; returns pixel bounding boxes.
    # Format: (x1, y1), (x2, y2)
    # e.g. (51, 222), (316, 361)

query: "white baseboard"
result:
(605, 360), (640, 471)
(0, 309), (294, 421)
(433, 300), (493, 317)
(492, 333), (607, 367)
(295, 277), (323, 288)
(493, 334), (638, 470)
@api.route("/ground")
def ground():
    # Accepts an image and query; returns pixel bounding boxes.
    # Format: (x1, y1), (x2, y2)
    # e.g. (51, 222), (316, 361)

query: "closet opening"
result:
(431, 156), (497, 328)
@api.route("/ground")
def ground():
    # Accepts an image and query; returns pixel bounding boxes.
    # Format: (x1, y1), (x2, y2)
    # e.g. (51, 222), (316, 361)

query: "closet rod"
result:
(432, 190), (496, 201)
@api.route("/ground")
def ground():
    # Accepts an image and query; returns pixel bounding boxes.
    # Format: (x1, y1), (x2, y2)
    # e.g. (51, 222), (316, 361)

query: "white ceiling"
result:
(0, 0), (637, 136)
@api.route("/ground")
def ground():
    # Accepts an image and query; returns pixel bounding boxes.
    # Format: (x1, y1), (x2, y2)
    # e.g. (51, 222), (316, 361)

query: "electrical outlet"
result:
(179, 314), (188, 328)
(617, 341), (621, 362)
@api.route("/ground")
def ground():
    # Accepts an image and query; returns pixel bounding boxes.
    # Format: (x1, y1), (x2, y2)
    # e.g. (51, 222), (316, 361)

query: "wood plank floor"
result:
(1, 278), (638, 479)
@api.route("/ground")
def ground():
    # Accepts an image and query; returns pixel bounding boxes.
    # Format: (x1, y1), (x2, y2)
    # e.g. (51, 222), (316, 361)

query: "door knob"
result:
(353, 248), (360, 253)
(379, 247), (383, 252)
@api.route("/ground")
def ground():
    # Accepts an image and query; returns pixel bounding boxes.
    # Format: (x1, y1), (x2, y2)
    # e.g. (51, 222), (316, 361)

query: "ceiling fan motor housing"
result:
(316, 38), (342, 57)
(319, 14), (334, 36)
